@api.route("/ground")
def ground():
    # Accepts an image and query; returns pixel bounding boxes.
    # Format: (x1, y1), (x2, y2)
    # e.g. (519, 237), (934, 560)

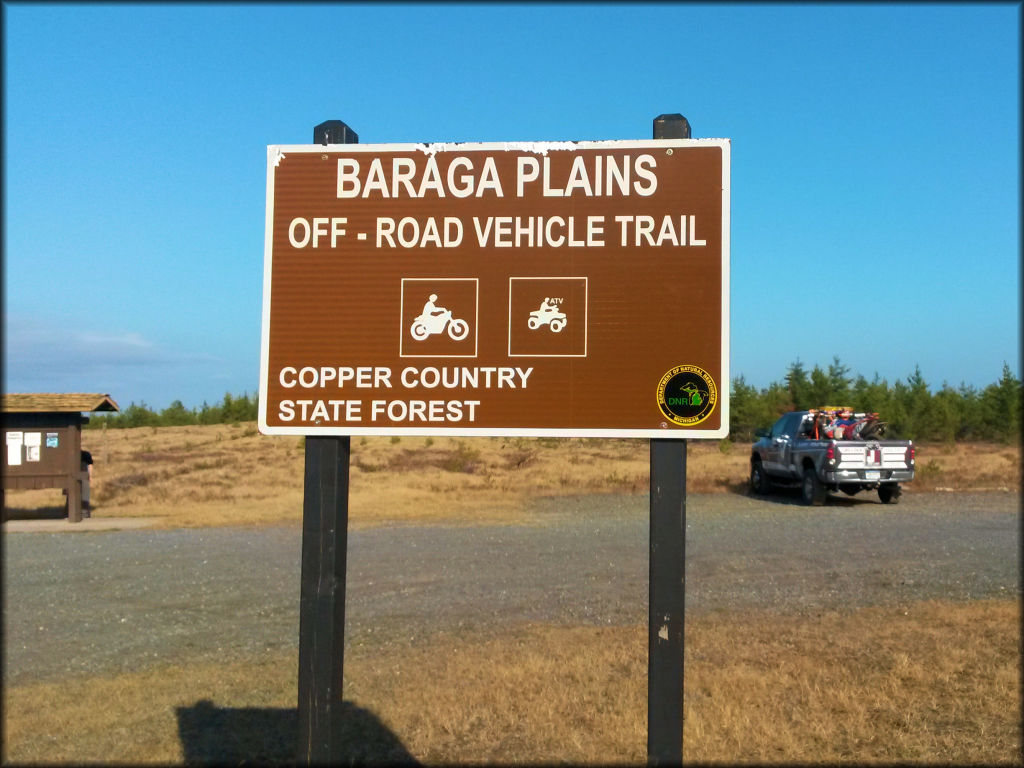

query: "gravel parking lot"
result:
(3, 491), (1019, 686)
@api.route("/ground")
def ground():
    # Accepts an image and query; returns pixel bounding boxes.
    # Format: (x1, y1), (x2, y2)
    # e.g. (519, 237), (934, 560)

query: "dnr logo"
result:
(657, 365), (717, 426)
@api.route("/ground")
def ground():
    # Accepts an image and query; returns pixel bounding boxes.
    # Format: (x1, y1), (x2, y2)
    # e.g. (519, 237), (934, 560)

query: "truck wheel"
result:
(801, 468), (826, 506)
(878, 484), (901, 504)
(750, 459), (771, 496)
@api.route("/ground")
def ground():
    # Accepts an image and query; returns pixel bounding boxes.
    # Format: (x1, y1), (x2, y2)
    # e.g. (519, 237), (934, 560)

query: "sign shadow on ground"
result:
(176, 699), (419, 765)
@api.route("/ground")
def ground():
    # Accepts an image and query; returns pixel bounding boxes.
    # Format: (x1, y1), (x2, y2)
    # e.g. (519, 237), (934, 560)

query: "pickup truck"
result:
(750, 410), (915, 505)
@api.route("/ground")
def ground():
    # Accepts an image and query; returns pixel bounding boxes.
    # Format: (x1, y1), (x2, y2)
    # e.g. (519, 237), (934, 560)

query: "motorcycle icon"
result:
(411, 308), (469, 341)
(528, 301), (568, 333)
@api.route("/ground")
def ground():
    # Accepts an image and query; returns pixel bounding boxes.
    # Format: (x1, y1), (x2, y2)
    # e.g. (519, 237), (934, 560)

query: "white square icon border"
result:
(400, 278), (479, 358)
(507, 276), (589, 358)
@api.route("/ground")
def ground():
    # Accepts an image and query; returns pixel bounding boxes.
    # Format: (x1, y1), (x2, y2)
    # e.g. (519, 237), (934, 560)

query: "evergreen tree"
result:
(979, 363), (1021, 442)
(852, 373), (906, 436)
(222, 392), (236, 423)
(955, 383), (982, 440)
(160, 399), (195, 426)
(118, 401), (159, 428)
(219, 391), (258, 423)
(784, 359), (811, 410)
(807, 365), (832, 406)
(761, 381), (792, 424)
(198, 399), (223, 425)
(826, 356), (853, 404)
(900, 365), (932, 439)
(930, 384), (962, 443)
(729, 375), (762, 440)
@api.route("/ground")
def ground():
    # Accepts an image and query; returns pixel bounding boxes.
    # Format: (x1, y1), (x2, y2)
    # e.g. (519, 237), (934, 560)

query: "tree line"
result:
(87, 392), (259, 429)
(730, 359), (1020, 443)
(88, 360), (1021, 443)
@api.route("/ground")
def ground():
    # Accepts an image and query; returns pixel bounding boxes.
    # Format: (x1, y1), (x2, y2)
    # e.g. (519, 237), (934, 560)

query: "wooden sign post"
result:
(295, 120), (358, 764)
(649, 113), (691, 765)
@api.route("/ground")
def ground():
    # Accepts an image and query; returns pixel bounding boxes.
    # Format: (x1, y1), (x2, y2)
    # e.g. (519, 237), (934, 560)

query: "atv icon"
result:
(527, 299), (567, 333)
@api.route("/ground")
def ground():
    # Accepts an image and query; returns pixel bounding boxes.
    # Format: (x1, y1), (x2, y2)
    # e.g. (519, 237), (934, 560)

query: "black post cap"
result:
(653, 113), (691, 140)
(313, 120), (359, 145)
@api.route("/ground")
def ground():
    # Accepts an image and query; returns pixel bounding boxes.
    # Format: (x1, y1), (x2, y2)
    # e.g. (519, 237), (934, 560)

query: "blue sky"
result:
(3, 3), (1020, 411)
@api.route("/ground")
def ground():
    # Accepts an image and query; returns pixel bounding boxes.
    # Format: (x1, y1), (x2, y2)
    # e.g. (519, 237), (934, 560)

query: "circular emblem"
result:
(656, 365), (717, 426)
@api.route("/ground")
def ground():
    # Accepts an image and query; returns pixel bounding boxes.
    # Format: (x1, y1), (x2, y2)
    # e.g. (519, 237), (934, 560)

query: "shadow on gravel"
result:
(741, 487), (879, 508)
(176, 699), (419, 765)
(2, 504), (69, 521)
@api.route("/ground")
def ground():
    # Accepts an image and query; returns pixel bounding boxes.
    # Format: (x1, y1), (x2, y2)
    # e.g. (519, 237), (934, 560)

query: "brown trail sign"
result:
(259, 138), (730, 438)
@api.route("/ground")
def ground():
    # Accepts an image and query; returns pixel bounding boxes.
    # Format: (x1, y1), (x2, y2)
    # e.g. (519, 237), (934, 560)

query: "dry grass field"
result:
(3, 600), (1019, 764)
(3, 423), (1020, 528)
(3, 425), (1020, 764)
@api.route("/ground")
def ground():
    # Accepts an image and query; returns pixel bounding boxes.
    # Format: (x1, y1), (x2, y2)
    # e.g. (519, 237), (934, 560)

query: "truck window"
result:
(772, 413), (803, 439)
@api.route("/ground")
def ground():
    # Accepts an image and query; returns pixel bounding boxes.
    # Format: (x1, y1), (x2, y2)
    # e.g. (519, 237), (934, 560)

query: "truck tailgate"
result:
(835, 443), (910, 470)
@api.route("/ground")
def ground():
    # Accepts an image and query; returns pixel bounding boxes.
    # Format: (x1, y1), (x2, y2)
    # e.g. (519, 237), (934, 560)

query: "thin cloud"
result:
(76, 330), (154, 349)
(3, 315), (219, 380)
